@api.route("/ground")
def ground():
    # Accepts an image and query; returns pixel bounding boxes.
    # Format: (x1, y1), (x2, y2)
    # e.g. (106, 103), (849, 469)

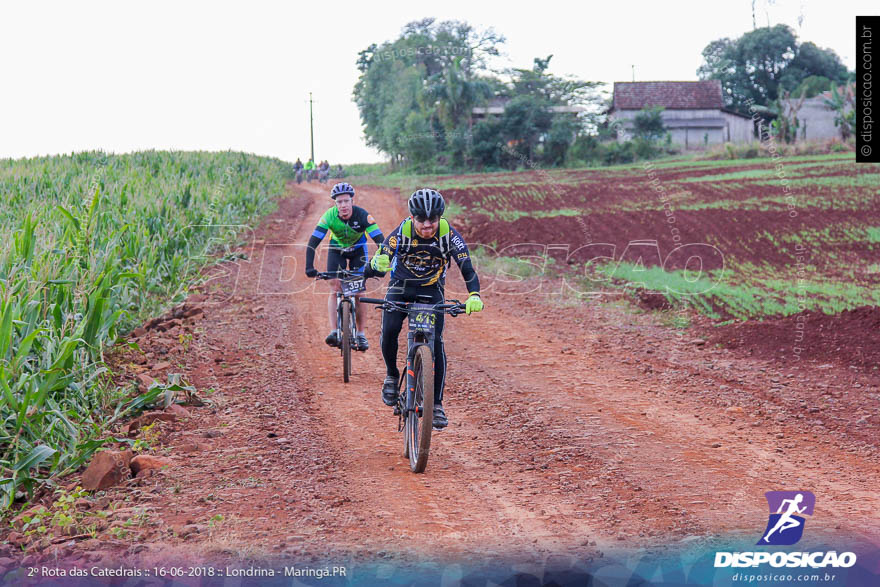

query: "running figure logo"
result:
(758, 491), (815, 546)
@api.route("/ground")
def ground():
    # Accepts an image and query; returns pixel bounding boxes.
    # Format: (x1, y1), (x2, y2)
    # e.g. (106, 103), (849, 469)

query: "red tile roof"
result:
(612, 81), (723, 110)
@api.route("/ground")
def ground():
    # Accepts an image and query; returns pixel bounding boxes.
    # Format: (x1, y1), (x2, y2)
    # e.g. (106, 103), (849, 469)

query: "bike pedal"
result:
(393, 406), (401, 416)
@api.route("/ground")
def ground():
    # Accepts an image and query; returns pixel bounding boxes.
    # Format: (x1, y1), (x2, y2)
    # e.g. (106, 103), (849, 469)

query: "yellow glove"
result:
(465, 293), (483, 315)
(371, 253), (390, 273)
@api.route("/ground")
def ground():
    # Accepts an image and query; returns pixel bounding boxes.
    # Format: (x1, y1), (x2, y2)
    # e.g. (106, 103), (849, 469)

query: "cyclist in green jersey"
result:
(305, 183), (384, 350)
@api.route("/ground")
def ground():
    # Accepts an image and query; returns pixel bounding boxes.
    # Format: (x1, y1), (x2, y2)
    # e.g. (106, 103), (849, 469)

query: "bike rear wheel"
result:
(341, 301), (352, 382)
(406, 344), (434, 473)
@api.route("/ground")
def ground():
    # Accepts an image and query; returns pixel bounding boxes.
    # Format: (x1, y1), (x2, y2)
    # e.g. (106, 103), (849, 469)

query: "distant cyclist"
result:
(318, 160), (331, 183)
(305, 183), (384, 350)
(293, 158), (304, 183)
(370, 188), (483, 428)
(304, 158), (316, 181)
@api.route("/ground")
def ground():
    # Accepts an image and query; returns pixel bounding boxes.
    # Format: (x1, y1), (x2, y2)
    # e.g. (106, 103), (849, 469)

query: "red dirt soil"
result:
(447, 159), (880, 287)
(2, 182), (879, 575)
(707, 305), (880, 373)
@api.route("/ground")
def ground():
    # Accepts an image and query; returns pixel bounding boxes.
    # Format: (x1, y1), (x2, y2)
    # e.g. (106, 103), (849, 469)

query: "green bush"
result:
(568, 134), (600, 163)
(632, 106), (666, 141)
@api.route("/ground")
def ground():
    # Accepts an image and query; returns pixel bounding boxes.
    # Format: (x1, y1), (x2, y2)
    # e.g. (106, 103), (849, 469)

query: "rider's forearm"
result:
(458, 258), (480, 294)
(305, 233), (323, 270)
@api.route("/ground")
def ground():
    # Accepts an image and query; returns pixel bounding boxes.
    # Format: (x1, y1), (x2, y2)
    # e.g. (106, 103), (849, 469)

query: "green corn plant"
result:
(0, 151), (294, 510)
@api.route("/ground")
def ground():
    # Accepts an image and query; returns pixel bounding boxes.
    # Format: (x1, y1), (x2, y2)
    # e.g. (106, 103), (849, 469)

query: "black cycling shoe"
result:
(432, 404), (448, 429)
(381, 376), (399, 406)
(325, 330), (340, 347)
(355, 333), (369, 351)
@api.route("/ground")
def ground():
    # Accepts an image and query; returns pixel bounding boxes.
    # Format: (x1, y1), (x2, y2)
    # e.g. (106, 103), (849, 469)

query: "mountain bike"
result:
(316, 269), (369, 383)
(360, 296), (465, 473)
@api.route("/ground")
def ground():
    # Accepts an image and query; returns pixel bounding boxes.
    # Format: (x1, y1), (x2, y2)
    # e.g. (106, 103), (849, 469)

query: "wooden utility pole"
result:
(309, 92), (315, 162)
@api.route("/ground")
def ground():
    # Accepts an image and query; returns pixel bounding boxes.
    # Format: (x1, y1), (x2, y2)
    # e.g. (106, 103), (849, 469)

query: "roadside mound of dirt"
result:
(704, 305), (880, 373)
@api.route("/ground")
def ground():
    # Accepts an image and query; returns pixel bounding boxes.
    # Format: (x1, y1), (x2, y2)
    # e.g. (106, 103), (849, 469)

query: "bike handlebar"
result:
(360, 297), (466, 316)
(315, 270), (367, 281)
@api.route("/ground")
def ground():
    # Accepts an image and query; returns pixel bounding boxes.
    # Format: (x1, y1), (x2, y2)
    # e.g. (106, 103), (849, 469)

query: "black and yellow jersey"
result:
(379, 217), (479, 293)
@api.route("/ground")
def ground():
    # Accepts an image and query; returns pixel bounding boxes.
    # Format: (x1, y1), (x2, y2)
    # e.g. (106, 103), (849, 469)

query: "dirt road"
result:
(23, 182), (878, 571)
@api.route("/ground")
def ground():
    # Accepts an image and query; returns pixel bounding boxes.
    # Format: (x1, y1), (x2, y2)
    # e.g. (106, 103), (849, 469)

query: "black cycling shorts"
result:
(326, 244), (367, 274)
(379, 281), (448, 402)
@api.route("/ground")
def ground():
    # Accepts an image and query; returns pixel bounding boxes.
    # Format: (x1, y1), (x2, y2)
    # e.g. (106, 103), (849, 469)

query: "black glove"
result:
(305, 268), (318, 278)
(363, 264), (385, 279)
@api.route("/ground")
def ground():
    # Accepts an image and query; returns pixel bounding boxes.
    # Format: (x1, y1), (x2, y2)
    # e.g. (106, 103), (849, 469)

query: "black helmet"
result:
(330, 182), (355, 199)
(408, 188), (445, 218)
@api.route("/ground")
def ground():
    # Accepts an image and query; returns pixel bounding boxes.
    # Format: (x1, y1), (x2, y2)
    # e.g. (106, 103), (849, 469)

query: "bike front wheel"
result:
(406, 344), (434, 473)
(341, 301), (352, 383)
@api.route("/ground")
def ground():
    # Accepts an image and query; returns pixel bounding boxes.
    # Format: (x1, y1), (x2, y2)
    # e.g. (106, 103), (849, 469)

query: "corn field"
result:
(0, 151), (293, 510)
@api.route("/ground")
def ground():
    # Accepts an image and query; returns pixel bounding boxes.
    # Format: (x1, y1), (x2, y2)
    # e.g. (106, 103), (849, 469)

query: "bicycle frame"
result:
(317, 269), (372, 382)
(398, 303), (440, 423)
(317, 269), (366, 353)
(360, 296), (464, 471)
(361, 297), (464, 415)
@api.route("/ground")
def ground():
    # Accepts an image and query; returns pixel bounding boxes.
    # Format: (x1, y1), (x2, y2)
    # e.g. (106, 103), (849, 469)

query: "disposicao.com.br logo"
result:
(759, 490), (815, 546)
(714, 491), (857, 569)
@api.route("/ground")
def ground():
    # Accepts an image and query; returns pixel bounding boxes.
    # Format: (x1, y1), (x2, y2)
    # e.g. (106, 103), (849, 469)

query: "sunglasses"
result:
(414, 215), (440, 223)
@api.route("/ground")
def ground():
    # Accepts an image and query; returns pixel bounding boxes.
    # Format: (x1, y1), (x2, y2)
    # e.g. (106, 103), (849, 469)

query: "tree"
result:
(509, 56), (604, 112)
(697, 25), (796, 109)
(543, 116), (579, 166)
(823, 83), (855, 141)
(793, 75), (833, 99)
(782, 42), (848, 91)
(469, 118), (504, 168)
(500, 94), (553, 163)
(771, 91), (807, 144)
(632, 107), (666, 142)
(354, 23), (602, 170)
(697, 25), (848, 112)
(353, 19), (504, 165)
(501, 55), (601, 165)
(402, 111), (438, 169)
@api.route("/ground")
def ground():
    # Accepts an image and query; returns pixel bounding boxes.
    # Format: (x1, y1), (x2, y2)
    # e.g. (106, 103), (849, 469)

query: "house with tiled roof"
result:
(608, 80), (754, 148)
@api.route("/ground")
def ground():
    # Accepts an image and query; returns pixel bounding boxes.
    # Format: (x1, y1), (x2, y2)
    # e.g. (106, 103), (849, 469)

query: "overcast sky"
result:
(1, 0), (874, 164)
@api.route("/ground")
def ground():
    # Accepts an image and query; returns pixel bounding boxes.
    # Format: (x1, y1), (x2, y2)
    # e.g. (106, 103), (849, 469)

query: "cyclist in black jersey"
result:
(305, 182), (384, 350)
(370, 189), (483, 428)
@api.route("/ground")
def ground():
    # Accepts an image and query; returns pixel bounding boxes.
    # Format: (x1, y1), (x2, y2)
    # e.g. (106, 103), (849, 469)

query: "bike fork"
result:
(403, 338), (429, 415)
(336, 296), (358, 346)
